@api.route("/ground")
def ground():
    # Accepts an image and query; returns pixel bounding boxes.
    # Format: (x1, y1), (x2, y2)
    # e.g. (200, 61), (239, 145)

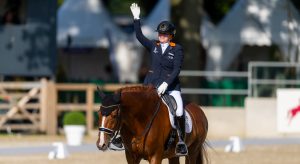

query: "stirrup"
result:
(175, 141), (188, 156)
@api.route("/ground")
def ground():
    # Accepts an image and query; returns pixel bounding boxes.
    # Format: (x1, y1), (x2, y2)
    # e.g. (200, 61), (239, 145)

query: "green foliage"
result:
(204, 0), (236, 24)
(291, 0), (300, 13)
(57, 0), (64, 8)
(63, 112), (86, 125)
(102, 0), (158, 16)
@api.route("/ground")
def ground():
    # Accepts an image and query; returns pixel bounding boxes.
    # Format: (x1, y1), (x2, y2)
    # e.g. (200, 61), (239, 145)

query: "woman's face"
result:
(158, 33), (171, 43)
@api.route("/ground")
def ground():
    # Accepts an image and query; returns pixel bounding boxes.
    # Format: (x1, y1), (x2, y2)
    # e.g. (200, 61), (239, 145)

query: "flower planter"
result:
(64, 125), (85, 146)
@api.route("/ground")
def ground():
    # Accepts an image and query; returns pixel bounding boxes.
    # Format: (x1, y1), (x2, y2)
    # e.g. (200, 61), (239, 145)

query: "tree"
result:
(203, 0), (236, 24)
(204, 0), (300, 25)
(171, 0), (204, 103)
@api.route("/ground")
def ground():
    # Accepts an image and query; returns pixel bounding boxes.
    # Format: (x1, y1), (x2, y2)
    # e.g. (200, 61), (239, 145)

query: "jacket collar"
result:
(156, 41), (175, 55)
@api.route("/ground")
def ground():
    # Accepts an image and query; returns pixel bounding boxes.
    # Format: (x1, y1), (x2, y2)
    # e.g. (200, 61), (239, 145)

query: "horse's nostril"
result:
(97, 143), (107, 150)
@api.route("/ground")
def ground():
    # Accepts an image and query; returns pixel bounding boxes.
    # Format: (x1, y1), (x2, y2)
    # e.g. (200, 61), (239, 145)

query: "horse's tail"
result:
(200, 106), (210, 164)
(196, 140), (210, 164)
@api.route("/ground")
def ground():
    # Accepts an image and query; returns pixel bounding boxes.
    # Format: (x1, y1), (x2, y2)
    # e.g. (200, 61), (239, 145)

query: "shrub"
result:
(63, 112), (86, 126)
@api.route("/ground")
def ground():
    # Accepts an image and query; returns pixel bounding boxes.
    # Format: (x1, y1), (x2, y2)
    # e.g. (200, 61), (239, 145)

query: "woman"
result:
(130, 3), (187, 156)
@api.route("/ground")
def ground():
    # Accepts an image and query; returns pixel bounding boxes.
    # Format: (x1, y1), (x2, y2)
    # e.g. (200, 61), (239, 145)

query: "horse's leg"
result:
(185, 153), (199, 164)
(196, 146), (208, 164)
(196, 151), (203, 164)
(185, 141), (203, 164)
(125, 150), (141, 164)
(168, 157), (179, 164)
(149, 154), (163, 164)
(186, 145), (207, 164)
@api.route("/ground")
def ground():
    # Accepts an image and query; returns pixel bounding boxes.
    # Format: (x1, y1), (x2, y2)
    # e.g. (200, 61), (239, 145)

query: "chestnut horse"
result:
(96, 86), (208, 164)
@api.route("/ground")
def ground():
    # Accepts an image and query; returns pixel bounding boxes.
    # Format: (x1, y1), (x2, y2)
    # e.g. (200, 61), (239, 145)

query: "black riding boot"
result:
(175, 115), (188, 156)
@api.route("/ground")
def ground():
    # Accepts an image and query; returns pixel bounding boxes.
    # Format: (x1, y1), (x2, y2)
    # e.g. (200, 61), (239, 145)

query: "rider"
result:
(129, 3), (187, 156)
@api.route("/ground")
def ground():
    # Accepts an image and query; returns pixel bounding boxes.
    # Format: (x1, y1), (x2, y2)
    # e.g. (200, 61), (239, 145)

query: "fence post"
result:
(86, 84), (94, 135)
(40, 78), (47, 132)
(46, 80), (57, 135)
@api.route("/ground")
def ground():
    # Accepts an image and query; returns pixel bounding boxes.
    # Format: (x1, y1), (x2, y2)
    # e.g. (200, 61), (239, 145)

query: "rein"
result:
(132, 100), (161, 146)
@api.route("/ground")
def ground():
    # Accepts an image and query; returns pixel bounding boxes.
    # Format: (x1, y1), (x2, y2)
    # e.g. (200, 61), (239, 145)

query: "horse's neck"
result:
(120, 92), (159, 133)
(121, 91), (158, 111)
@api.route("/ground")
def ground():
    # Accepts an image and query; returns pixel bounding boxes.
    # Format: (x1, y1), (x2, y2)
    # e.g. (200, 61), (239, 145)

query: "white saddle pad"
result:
(162, 100), (193, 133)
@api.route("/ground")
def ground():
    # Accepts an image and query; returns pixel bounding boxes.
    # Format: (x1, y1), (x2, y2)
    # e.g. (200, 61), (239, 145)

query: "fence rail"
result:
(181, 88), (248, 95)
(180, 70), (248, 96)
(0, 82), (42, 132)
(248, 62), (300, 97)
(54, 83), (136, 135)
(0, 79), (135, 135)
(0, 62), (299, 134)
(180, 70), (248, 77)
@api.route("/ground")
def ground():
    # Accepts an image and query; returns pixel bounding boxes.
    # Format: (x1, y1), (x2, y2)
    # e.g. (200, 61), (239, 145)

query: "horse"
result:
(96, 85), (208, 164)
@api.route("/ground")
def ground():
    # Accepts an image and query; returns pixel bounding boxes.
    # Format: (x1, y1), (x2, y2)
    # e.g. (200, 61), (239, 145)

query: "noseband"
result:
(98, 104), (121, 136)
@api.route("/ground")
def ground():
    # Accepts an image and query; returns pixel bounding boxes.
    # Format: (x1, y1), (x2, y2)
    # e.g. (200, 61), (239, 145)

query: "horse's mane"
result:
(119, 85), (159, 106)
(120, 85), (156, 94)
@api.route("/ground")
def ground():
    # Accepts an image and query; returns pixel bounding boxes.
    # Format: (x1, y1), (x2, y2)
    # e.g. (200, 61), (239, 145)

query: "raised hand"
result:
(130, 3), (140, 20)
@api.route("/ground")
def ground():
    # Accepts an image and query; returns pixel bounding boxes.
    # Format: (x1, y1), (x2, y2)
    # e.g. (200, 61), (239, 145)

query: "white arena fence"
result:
(248, 62), (300, 97)
(179, 62), (300, 106)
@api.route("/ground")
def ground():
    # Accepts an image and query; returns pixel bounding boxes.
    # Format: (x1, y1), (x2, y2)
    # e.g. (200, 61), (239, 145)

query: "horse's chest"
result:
(122, 137), (145, 156)
(131, 138), (144, 153)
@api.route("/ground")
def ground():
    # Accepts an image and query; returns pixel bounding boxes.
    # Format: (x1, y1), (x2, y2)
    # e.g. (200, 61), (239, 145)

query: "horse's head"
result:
(96, 87), (121, 151)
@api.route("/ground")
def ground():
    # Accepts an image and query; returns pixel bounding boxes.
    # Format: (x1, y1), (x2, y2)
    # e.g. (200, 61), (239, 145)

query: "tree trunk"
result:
(171, 0), (205, 103)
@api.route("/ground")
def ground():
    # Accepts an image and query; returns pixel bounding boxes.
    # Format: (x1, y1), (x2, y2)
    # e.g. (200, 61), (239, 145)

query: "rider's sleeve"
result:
(166, 45), (184, 85)
(134, 19), (154, 51)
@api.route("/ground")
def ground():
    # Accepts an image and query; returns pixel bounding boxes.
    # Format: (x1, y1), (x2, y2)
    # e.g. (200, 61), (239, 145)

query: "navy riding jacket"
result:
(134, 19), (184, 91)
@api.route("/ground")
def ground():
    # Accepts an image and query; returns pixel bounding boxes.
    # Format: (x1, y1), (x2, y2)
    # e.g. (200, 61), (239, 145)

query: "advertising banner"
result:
(277, 89), (300, 132)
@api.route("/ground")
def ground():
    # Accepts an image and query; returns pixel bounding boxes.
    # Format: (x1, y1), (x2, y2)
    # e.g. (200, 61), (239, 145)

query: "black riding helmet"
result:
(155, 21), (176, 36)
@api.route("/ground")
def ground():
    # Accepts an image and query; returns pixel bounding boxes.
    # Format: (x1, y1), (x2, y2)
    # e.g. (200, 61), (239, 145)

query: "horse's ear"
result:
(96, 86), (106, 99)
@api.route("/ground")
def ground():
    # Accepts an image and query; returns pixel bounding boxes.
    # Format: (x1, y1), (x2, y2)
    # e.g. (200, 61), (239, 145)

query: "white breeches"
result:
(167, 90), (183, 116)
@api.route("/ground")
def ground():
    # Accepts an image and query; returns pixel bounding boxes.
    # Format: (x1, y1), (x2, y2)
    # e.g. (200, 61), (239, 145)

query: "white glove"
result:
(130, 3), (140, 20)
(157, 82), (168, 95)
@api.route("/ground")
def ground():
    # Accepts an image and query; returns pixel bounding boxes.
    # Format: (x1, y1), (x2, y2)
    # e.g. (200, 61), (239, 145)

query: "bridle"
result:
(98, 104), (122, 148)
(98, 98), (162, 151)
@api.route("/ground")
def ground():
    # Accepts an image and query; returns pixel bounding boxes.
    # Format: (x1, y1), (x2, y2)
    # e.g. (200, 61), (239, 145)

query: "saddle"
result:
(161, 94), (192, 131)
(161, 94), (177, 115)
